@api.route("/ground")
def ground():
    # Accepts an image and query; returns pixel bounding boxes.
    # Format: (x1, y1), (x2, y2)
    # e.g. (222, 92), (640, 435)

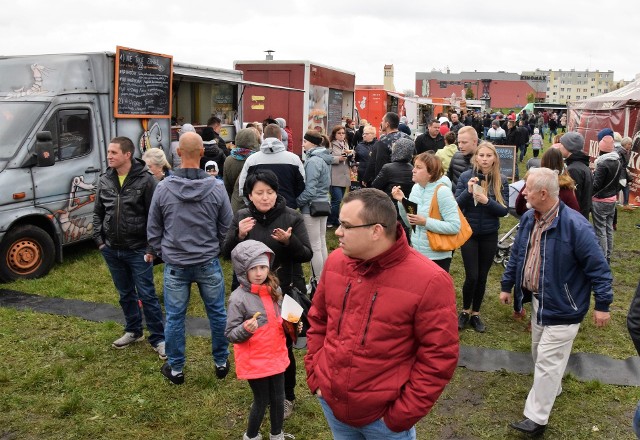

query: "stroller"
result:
(494, 180), (523, 268)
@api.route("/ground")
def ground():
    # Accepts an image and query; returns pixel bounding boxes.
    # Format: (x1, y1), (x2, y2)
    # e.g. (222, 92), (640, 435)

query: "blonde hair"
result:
(473, 141), (505, 206)
(363, 125), (377, 136)
(142, 147), (171, 170)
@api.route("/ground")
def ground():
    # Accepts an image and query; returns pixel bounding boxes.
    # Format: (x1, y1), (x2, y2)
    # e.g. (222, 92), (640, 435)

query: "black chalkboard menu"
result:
(328, 89), (343, 132)
(495, 145), (517, 180)
(114, 46), (173, 118)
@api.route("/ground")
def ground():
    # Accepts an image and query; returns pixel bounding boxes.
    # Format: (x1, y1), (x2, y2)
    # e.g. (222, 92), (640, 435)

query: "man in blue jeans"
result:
(93, 137), (165, 359)
(147, 131), (233, 385)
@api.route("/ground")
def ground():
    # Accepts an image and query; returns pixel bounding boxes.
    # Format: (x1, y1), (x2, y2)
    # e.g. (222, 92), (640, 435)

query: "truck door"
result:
(32, 107), (101, 244)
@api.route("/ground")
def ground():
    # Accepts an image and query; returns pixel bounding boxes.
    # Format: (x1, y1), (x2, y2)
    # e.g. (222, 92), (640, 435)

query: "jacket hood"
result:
(565, 150), (590, 166)
(160, 169), (218, 202)
(231, 240), (274, 288)
(260, 138), (287, 154)
(594, 151), (620, 166)
(391, 138), (415, 162)
(275, 117), (286, 128)
(307, 146), (334, 164)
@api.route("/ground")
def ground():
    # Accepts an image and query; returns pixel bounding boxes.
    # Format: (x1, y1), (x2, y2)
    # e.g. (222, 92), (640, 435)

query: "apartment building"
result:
(523, 69), (614, 104)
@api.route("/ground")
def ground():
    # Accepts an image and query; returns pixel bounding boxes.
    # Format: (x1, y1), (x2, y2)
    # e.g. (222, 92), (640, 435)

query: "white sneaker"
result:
(243, 433), (262, 440)
(112, 332), (144, 349)
(153, 341), (167, 360)
(270, 433), (295, 440)
(283, 399), (294, 419)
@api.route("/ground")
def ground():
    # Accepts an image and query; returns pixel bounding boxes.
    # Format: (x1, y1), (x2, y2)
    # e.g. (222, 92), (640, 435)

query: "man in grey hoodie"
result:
(147, 131), (234, 385)
(238, 123), (305, 209)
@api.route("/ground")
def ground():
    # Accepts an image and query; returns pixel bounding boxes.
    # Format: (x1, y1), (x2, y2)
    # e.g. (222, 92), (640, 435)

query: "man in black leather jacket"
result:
(93, 137), (165, 358)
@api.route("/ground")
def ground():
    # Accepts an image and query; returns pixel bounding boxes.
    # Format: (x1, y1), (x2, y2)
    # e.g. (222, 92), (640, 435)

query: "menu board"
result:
(328, 89), (343, 131)
(496, 145), (517, 180)
(114, 46), (173, 118)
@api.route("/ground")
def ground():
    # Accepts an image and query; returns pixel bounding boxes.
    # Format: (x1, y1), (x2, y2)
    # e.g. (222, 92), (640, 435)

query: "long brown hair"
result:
(264, 271), (282, 302)
(473, 141), (505, 206)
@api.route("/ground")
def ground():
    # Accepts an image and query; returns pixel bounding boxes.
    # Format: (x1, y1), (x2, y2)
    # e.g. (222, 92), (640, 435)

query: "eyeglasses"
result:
(337, 221), (386, 230)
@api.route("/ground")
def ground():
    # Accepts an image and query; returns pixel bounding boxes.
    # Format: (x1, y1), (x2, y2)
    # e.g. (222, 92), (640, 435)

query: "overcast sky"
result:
(2, 1), (639, 93)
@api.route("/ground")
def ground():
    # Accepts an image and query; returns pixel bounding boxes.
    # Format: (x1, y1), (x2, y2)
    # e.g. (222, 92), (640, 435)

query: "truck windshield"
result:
(0, 102), (47, 160)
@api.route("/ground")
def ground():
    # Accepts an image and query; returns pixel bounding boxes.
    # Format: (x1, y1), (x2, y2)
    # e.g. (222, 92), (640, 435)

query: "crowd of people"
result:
(92, 107), (635, 439)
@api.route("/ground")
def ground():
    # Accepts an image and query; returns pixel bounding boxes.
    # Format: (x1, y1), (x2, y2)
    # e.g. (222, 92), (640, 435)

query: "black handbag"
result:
(309, 200), (331, 217)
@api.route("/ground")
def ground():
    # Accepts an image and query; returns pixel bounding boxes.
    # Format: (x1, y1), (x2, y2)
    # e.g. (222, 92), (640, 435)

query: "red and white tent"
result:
(568, 77), (640, 207)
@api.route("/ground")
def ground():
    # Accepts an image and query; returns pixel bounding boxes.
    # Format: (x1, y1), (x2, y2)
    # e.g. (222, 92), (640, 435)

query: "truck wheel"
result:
(0, 225), (55, 281)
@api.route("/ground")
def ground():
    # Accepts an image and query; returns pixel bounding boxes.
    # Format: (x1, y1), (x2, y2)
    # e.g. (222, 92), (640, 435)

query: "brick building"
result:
(415, 70), (545, 110)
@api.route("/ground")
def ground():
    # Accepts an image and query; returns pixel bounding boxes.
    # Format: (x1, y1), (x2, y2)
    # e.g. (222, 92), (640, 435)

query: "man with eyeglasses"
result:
(305, 188), (459, 439)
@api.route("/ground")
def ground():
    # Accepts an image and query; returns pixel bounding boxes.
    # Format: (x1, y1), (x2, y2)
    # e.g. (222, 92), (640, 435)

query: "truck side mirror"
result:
(35, 131), (55, 167)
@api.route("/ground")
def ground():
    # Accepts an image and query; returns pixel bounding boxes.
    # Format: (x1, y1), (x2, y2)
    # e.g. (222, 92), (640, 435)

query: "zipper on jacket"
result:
(115, 193), (121, 243)
(336, 282), (351, 335)
(361, 291), (378, 345)
(564, 284), (578, 311)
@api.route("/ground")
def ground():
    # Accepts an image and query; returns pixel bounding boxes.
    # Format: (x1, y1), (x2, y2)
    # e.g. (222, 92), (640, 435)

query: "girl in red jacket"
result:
(226, 240), (290, 440)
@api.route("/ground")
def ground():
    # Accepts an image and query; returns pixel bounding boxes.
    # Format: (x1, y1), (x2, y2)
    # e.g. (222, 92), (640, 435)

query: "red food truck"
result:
(234, 59), (355, 155)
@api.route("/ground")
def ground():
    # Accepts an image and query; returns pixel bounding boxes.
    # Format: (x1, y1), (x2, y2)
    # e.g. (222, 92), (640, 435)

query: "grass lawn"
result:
(2, 140), (640, 439)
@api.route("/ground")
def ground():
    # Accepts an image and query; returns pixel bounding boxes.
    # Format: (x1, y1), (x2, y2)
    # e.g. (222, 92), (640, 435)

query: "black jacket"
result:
(354, 139), (376, 182)
(615, 146), (630, 182)
(415, 132), (445, 154)
(592, 152), (623, 199)
(363, 131), (409, 184)
(565, 151), (593, 219)
(627, 280), (640, 356)
(446, 151), (473, 189)
(506, 127), (518, 145)
(200, 140), (227, 176)
(515, 126), (530, 146)
(371, 162), (414, 197)
(222, 195), (312, 292)
(93, 158), (157, 250)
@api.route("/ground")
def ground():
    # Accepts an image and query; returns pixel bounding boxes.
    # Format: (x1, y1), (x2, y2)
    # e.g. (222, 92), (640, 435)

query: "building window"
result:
(553, 92), (557, 96)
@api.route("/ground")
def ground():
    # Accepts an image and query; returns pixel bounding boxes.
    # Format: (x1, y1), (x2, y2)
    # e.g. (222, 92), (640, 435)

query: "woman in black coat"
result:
(353, 125), (377, 185)
(222, 170), (312, 419)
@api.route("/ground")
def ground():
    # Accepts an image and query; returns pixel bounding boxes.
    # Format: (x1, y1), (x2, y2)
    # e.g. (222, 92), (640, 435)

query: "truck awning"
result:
(173, 66), (304, 92)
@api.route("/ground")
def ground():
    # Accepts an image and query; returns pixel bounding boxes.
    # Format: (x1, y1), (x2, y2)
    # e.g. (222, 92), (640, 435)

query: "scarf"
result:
(231, 148), (255, 161)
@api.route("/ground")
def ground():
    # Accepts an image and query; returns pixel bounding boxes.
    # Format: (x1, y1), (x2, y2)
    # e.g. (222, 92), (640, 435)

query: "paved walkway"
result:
(2, 289), (640, 386)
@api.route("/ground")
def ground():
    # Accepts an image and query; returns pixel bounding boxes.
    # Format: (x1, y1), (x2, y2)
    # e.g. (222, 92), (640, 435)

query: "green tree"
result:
(465, 87), (474, 99)
(527, 92), (535, 103)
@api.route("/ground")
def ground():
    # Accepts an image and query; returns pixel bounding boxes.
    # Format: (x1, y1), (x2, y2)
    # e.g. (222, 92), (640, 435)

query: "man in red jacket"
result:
(305, 188), (459, 438)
